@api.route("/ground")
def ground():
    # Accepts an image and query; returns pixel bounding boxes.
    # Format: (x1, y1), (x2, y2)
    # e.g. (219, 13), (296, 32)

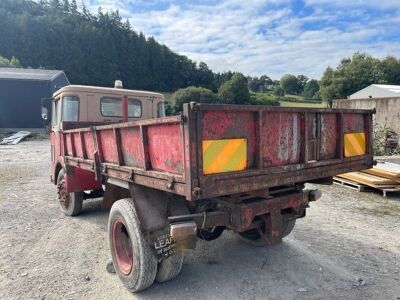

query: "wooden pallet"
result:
(338, 172), (398, 185)
(377, 187), (400, 198)
(333, 177), (370, 192)
(334, 176), (400, 197)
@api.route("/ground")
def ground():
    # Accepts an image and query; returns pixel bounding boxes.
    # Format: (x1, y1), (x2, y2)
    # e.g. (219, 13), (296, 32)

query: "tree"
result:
(248, 75), (273, 92)
(319, 53), (385, 105)
(296, 75), (308, 93)
(50, 0), (61, 10)
(70, 0), (77, 13)
(0, 0), (224, 92)
(62, 0), (69, 12)
(214, 71), (234, 90)
(279, 74), (300, 94)
(171, 86), (218, 113)
(273, 86), (285, 97)
(380, 56), (400, 85)
(0, 55), (22, 68)
(218, 73), (250, 104)
(303, 79), (320, 99)
(319, 67), (346, 106)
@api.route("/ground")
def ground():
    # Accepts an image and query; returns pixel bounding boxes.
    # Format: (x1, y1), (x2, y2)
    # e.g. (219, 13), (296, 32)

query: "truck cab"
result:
(50, 84), (165, 129)
(49, 84), (165, 184)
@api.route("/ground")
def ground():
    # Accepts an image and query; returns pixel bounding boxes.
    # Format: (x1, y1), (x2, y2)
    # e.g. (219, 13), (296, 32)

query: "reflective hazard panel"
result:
(344, 132), (366, 157)
(202, 138), (247, 175)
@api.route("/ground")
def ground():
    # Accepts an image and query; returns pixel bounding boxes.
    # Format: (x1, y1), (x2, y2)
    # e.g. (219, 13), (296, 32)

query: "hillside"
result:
(0, 0), (216, 91)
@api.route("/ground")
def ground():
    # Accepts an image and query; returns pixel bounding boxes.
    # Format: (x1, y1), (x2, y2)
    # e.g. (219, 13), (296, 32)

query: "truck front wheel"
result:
(108, 198), (157, 292)
(239, 219), (296, 247)
(56, 170), (83, 216)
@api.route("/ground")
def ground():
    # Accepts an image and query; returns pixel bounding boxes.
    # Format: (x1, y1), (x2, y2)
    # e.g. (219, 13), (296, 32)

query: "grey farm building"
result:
(0, 68), (69, 130)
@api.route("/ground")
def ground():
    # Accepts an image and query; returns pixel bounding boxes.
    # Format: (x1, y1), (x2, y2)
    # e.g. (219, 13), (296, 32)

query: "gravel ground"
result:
(0, 140), (399, 300)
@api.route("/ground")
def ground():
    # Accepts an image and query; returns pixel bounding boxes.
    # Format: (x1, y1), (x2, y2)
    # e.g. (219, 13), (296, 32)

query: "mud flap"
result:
(129, 184), (168, 233)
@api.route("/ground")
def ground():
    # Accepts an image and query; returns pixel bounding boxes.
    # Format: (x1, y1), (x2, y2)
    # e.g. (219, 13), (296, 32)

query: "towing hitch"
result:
(303, 189), (322, 206)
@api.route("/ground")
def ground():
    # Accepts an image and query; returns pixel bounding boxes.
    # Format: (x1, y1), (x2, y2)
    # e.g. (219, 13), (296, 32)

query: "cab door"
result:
(50, 97), (62, 183)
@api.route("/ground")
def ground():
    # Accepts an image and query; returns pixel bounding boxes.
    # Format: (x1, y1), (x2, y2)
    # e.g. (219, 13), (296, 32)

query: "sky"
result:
(85, 0), (400, 79)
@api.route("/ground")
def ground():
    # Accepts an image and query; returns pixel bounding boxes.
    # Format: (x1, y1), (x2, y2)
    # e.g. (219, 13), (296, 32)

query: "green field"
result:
(279, 101), (327, 108)
(161, 91), (326, 108)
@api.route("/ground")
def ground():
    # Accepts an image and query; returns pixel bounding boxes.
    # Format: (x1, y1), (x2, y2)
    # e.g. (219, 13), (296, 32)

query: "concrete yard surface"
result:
(0, 140), (399, 300)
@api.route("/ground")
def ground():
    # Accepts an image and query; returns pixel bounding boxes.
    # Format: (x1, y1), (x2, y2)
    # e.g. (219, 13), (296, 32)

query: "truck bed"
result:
(62, 103), (374, 200)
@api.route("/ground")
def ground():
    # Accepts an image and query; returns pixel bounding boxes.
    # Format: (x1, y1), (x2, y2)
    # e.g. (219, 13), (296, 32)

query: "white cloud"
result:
(86, 0), (400, 79)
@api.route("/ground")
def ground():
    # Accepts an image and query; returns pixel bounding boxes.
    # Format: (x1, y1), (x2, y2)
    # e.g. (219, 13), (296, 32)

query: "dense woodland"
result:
(1, 0), (400, 106)
(0, 0), (221, 91)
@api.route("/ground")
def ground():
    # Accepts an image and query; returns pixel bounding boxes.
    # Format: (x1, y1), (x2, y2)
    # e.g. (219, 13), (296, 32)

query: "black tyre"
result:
(239, 219), (296, 247)
(155, 251), (184, 283)
(108, 198), (157, 292)
(56, 169), (83, 216)
(197, 226), (225, 241)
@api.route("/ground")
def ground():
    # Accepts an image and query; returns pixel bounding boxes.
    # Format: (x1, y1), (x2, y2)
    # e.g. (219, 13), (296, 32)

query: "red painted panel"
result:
(73, 133), (84, 158)
(120, 127), (144, 168)
(147, 124), (184, 174)
(66, 167), (101, 193)
(100, 129), (118, 164)
(261, 112), (302, 167)
(343, 113), (364, 133)
(83, 132), (95, 159)
(201, 111), (256, 168)
(320, 114), (338, 160)
(66, 134), (73, 156)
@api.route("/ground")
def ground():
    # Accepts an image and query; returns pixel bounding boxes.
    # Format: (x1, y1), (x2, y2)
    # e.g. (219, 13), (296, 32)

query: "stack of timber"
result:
(334, 162), (400, 197)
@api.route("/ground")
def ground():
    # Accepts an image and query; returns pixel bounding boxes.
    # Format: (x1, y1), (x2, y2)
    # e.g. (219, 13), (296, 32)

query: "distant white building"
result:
(349, 84), (400, 99)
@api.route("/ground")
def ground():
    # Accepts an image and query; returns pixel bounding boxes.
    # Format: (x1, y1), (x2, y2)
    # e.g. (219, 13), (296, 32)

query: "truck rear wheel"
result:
(56, 169), (83, 216)
(155, 251), (184, 283)
(197, 226), (225, 241)
(239, 219), (296, 247)
(108, 198), (157, 292)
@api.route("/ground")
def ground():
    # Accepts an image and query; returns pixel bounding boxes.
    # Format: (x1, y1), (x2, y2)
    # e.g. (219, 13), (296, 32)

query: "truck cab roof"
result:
(53, 85), (164, 99)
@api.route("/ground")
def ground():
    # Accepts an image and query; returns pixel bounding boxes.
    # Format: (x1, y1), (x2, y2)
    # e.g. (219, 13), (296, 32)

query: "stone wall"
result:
(332, 97), (400, 146)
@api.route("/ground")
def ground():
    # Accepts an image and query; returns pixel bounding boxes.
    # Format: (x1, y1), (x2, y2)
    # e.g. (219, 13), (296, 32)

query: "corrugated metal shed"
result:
(349, 84), (400, 99)
(0, 68), (69, 129)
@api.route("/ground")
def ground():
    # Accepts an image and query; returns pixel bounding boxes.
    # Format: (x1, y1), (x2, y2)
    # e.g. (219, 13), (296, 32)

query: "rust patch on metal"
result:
(147, 124), (184, 174)
(261, 112), (302, 166)
(343, 113), (364, 133)
(320, 114), (338, 160)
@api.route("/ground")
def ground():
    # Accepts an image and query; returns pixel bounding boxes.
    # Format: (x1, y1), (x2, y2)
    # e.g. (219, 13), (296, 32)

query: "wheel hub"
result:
(112, 218), (133, 275)
(57, 177), (70, 209)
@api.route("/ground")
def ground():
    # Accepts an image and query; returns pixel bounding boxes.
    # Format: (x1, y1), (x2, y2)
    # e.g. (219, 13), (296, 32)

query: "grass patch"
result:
(285, 93), (305, 100)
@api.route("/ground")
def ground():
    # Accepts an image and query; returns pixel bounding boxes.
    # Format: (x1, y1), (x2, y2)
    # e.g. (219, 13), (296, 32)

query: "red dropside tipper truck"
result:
(48, 84), (374, 292)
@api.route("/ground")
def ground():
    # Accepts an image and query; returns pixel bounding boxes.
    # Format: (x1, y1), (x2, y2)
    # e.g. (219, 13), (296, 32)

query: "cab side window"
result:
(157, 102), (165, 117)
(62, 96), (80, 121)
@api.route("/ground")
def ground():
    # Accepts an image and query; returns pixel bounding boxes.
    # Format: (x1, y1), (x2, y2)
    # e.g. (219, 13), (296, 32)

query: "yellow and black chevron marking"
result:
(344, 132), (366, 157)
(202, 138), (247, 175)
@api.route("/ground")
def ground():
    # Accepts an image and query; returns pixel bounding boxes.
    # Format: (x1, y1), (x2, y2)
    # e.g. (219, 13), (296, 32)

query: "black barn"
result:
(0, 68), (69, 130)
